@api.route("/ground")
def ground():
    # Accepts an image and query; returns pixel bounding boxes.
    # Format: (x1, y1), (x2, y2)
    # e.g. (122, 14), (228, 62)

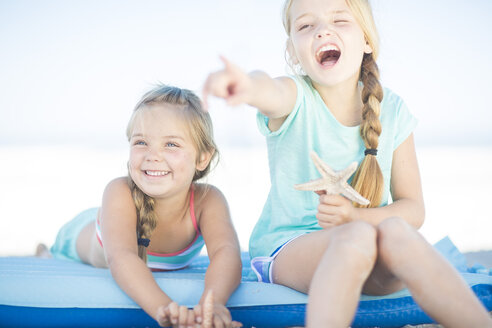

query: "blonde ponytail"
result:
(351, 54), (384, 208)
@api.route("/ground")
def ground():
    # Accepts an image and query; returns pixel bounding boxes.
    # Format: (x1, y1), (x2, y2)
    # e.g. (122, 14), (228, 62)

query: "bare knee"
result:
(377, 217), (423, 268)
(378, 217), (419, 244)
(329, 221), (377, 267)
(333, 221), (377, 244)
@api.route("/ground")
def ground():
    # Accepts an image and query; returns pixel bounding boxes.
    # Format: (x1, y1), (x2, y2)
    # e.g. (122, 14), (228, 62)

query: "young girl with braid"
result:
(203, 0), (492, 326)
(44, 85), (242, 328)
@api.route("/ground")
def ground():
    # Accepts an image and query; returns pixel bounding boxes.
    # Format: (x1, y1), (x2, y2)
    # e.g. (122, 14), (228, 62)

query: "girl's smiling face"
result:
(128, 104), (205, 199)
(288, 0), (372, 88)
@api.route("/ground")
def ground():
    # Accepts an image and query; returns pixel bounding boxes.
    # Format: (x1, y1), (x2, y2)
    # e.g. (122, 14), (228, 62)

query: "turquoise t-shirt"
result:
(249, 76), (418, 259)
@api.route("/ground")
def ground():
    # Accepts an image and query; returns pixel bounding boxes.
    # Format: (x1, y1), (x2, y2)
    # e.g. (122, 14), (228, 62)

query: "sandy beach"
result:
(0, 144), (491, 327)
(1, 144), (491, 257)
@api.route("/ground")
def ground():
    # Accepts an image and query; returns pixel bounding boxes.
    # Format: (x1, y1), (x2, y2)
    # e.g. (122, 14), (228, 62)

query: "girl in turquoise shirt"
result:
(203, 0), (492, 327)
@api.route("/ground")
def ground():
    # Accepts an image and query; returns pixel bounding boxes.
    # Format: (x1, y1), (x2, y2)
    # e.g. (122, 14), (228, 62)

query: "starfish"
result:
(294, 151), (370, 206)
(202, 290), (214, 328)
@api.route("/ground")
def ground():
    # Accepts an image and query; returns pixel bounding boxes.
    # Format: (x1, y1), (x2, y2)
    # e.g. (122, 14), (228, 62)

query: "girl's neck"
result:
(153, 185), (192, 224)
(312, 77), (363, 127)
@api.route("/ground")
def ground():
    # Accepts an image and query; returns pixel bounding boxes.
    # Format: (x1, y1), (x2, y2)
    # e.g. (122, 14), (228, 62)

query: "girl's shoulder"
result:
(192, 183), (228, 212)
(286, 74), (312, 94)
(193, 183), (226, 202)
(381, 87), (406, 108)
(99, 177), (136, 225)
(380, 86), (415, 120)
(192, 183), (234, 233)
(105, 176), (130, 189)
(102, 177), (132, 200)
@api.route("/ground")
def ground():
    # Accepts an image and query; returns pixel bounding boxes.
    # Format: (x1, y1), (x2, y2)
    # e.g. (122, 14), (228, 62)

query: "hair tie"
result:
(138, 238), (150, 247)
(364, 148), (378, 156)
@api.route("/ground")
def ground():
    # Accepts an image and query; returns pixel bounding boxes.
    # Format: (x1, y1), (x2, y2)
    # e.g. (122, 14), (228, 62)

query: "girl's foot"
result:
(35, 243), (52, 258)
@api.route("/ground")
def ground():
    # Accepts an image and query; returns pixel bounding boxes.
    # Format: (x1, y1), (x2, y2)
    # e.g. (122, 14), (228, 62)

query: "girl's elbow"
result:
(105, 249), (136, 270)
(211, 244), (242, 275)
(232, 258), (243, 287)
(414, 203), (426, 229)
(106, 253), (124, 272)
(235, 257), (243, 277)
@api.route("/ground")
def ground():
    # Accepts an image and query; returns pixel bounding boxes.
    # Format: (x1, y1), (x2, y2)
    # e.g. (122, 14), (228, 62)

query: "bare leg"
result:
(374, 217), (492, 328)
(272, 221), (377, 328)
(76, 222), (107, 268)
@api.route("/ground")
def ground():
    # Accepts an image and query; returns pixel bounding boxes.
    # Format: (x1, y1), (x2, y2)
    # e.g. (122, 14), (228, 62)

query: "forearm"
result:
(354, 198), (425, 229)
(201, 245), (242, 305)
(108, 253), (171, 321)
(246, 71), (295, 119)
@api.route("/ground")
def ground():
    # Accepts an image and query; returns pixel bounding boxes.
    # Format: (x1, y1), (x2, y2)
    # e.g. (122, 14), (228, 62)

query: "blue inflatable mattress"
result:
(0, 237), (491, 328)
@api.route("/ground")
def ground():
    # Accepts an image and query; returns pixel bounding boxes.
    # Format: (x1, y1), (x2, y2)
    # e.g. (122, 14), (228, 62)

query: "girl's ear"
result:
(196, 150), (214, 172)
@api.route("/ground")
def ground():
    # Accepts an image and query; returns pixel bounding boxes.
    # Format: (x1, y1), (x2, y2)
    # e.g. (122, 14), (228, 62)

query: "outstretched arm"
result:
(202, 56), (297, 124)
(196, 184), (242, 327)
(100, 178), (196, 327)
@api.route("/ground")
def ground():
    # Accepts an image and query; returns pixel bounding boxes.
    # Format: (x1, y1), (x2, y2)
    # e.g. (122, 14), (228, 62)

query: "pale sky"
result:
(1, 0), (491, 148)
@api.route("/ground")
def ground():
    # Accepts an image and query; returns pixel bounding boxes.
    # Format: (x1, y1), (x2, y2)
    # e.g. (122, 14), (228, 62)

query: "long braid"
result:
(127, 176), (157, 262)
(351, 53), (384, 208)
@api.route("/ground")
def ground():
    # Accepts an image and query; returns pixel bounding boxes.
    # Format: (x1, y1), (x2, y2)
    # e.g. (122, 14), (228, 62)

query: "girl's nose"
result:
(316, 24), (333, 39)
(147, 147), (163, 161)
(316, 31), (331, 39)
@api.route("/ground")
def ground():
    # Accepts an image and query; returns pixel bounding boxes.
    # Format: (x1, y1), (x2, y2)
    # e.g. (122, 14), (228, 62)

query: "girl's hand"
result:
(194, 303), (242, 328)
(316, 192), (359, 228)
(156, 301), (197, 328)
(202, 56), (252, 110)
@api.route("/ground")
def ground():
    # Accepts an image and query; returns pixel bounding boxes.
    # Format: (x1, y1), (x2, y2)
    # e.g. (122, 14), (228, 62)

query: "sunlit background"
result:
(1, 0), (491, 256)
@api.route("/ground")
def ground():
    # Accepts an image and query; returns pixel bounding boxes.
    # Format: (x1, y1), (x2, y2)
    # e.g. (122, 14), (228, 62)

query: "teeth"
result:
(145, 170), (169, 176)
(317, 44), (339, 57)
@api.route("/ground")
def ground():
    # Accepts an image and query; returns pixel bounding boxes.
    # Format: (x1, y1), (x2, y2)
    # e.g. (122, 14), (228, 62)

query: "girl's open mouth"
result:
(316, 44), (341, 67)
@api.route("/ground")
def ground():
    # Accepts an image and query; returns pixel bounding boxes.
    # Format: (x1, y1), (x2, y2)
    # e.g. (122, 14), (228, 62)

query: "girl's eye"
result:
(333, 15), (350, 24)
(166, 142), (178, 147)
(134, 140), (146, 146)
(298, 24), (311, 31)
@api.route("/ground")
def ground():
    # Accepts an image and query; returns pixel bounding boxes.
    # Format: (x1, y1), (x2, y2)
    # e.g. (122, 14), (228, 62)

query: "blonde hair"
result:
(126, 85), (218, 261)
(283, 0), (384, 207)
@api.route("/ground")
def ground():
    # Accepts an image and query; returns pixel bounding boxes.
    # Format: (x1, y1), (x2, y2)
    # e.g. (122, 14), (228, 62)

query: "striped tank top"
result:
(95, 187), (205, 270)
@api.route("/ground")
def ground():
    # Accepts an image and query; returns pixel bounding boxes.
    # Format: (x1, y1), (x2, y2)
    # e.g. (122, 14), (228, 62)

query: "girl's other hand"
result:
(156, 301), (196, 328)
(315, 192), (359, 228)
(202, 56), (252, 111)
